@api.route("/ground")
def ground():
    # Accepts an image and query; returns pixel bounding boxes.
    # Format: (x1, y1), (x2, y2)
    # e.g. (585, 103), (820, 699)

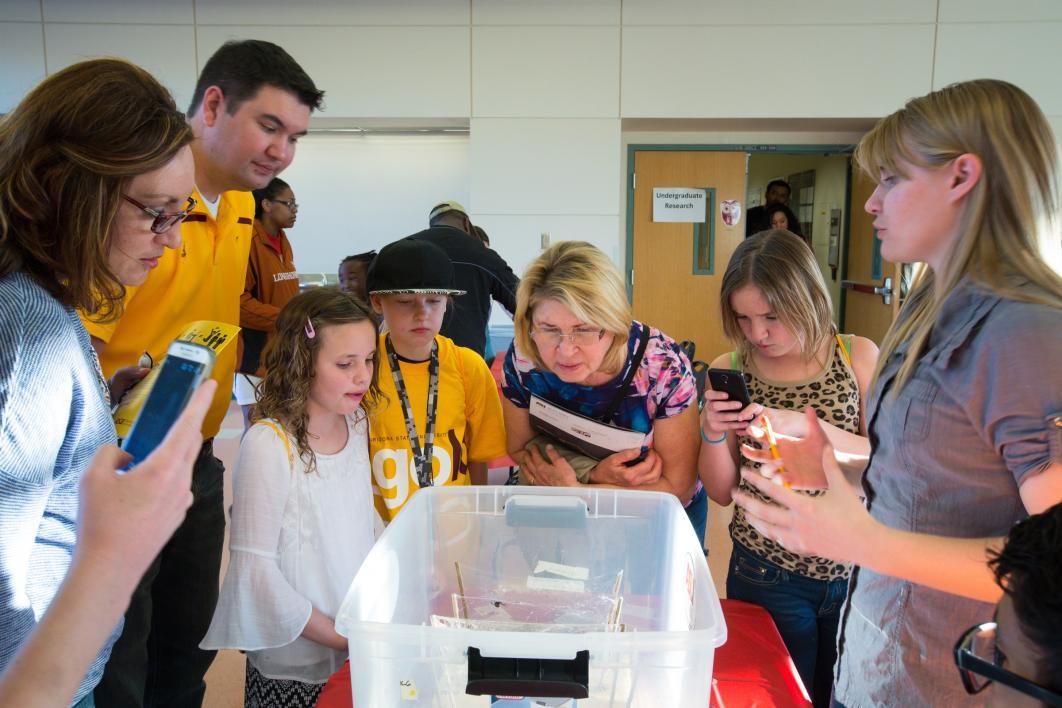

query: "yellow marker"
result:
(761, 415), (791, 489)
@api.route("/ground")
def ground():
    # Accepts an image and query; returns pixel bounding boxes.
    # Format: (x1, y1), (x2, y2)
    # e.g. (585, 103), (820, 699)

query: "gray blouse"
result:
(834, 278), (1062, 708)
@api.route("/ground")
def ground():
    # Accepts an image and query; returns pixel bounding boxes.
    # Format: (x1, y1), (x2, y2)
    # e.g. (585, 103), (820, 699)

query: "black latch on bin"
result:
(465, 647), (590, 698)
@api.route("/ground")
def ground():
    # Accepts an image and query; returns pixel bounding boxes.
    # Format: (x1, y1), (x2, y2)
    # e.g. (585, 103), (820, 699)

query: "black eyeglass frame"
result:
(122, 195), (197, 234)
(954, 621), (1062, 706)
(268, 197), (298, 210)
(529, 327), (606, 349)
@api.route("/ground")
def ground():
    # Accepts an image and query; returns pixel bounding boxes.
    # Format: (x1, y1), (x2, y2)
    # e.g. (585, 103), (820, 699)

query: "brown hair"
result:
(719, 229), (835, 365)
(855, 79), (1062, 393)
(513, 241), (632, 375)
(252, 287), (382, 473)
(0, 58), (193, 320)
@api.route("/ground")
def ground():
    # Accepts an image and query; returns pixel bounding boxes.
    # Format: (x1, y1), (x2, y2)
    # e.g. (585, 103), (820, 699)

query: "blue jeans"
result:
(726, 541), (848, 708)
(95, 442), (226, 708)
(684, 485), (708, 554)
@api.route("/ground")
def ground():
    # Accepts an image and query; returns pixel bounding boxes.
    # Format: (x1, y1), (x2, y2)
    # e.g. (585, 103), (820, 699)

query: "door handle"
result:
(841, 276), (893, 305)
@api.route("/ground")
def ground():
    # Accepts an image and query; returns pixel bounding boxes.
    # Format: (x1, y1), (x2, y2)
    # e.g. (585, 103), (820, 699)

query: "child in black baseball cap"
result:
(365, 238), (507, 523)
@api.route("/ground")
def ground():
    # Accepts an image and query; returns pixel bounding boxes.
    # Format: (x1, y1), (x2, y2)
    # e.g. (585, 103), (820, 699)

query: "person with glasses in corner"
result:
(732, 79), (1061, 707)
(235, 177), (302, 430)
(0, 58), (212, 708)
(500, 241), (703, 546)
(955, 502), (1062, 707)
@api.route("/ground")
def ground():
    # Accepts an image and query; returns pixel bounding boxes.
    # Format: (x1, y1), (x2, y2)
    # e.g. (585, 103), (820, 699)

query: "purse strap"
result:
(601, 324), (650, 425)
(256, 419), (294, 471)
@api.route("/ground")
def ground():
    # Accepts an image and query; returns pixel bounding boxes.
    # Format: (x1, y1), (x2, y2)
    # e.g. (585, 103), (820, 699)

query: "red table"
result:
(316, 599), (810, 707)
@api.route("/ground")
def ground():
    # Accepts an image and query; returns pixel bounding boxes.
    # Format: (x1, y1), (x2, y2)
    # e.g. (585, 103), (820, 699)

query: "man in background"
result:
(410, 200), (519, 357)
(745, 178), (791, 236)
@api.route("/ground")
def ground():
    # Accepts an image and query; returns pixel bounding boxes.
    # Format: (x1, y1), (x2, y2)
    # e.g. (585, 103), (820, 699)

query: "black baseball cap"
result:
(366, 237), (466, 296)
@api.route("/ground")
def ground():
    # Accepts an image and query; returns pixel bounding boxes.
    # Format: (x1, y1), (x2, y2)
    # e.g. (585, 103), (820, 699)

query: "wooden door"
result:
(841, 168), (901, 343)
(630, 151), (748, 362)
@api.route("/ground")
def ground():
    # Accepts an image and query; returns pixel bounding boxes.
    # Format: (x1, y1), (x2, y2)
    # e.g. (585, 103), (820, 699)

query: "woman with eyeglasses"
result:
(732, 79), (1062, 706)
(235, 177), (302, 428)
(500, 241), (703, 541)
(0, 59), (211, 707)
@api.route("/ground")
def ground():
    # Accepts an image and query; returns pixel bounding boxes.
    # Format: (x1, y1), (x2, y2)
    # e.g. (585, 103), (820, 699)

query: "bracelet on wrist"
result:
(700, 427), (727, 444)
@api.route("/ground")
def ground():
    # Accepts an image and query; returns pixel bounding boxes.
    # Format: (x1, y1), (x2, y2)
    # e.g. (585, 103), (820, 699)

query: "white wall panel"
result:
(44, 23), (197, 109)
(934, 23), (1062, 115)
(470, 214), (622, 282)
(1050, 116), (1062, 144)
(939, 0), (1062, 22)
(622, 0), (934, 26)
(0, 1), (41, 22)
(272, 133), (470, 273)
(473, 27), (618, 118)
(472, 0), (619, 26)
(471, 118), (621, 215)
(622, 25), (934, 118)
(43, 0), (193, 24)
(0, 23), (45, 112)
(195, 0), (468, 26)
(196, 26), (470, 118)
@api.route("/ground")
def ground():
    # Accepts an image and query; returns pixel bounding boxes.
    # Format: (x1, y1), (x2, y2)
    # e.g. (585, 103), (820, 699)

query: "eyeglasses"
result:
(954, 621), (1062, 705)
(530, 326), (605, 349)
(123, 195), (197, 234)
(269, 198), (298, 210)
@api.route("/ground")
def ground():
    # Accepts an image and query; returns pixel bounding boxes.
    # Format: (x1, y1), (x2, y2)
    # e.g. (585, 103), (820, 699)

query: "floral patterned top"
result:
(502, 321), (697, 445)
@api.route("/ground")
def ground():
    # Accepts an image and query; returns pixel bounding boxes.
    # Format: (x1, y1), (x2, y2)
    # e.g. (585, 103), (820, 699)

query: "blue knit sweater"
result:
(0, 272), (118, 705)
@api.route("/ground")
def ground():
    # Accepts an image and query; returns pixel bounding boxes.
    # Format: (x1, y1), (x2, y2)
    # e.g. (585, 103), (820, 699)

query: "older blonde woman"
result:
(500, 241), (703, 541)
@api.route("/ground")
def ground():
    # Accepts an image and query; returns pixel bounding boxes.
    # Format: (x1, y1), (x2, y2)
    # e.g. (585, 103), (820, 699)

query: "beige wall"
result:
(2, 0), (1061, 307)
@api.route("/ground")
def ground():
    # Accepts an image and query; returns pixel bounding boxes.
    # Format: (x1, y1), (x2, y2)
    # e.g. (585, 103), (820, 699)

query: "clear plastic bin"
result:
(336, 486), (725, 706)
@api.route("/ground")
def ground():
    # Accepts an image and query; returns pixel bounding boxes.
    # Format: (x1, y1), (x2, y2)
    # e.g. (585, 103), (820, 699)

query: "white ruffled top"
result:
(201, 414), (381, 683)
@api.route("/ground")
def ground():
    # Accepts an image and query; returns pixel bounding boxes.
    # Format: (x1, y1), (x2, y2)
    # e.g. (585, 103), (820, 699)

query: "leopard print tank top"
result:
(729, 337), (861, 581)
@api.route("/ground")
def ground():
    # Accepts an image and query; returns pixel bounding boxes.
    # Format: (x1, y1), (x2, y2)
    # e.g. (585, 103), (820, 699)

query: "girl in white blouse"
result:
(201, 288), (383, 707)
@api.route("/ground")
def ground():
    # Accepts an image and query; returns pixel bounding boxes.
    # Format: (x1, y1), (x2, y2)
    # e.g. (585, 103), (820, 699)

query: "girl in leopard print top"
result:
(698, 230), (879, 707)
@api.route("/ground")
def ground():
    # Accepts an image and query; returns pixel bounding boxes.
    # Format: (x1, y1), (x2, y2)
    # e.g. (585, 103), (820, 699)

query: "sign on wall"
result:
(653, 187), (707, 222)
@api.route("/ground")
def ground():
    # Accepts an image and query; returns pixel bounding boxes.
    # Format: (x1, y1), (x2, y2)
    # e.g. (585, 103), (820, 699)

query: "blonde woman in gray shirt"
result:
(734, 79), (1062, 707)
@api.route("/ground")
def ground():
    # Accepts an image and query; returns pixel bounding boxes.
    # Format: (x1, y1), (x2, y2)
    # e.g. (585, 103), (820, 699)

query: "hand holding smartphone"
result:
(701, 367), (759, 438)
(120, 341), (215, 471)
(706, 368), (752, 407)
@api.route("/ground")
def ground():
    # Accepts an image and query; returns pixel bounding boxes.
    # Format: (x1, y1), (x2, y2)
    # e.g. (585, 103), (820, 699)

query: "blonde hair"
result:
(856, 79), (1062, 393)
(513, 241), (632, 375)
(252, 287), (382, 473)
(720, 230), (835, 365)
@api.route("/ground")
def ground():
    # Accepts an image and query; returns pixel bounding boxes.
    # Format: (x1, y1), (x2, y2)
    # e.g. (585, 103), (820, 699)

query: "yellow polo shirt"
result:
(81, 189), (254, 439)
(369, 334), (507, 522)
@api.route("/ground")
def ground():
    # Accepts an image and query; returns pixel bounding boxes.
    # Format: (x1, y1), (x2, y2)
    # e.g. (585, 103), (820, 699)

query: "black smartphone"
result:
(120, 340), (215, 471)
(707, 368), (752, 407)
(622, 448), (649, 468)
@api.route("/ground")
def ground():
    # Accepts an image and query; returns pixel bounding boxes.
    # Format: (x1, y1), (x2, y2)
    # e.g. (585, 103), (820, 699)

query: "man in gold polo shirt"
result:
(82, 40), (323, 708)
